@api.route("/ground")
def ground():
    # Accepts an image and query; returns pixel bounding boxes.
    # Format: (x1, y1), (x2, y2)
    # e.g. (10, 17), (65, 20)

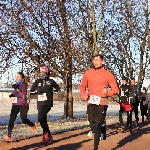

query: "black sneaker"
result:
(129, 125), (132, 132)
(136, 122), (139, 127)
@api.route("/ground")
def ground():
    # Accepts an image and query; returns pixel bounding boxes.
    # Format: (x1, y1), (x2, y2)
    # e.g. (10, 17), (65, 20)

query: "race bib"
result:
(88, 95), (101, 105)
(11, 97), (17, 103)
(143, 101), (146, 105)
(38, 93), (47, 101)
(121, 89), (124, 96)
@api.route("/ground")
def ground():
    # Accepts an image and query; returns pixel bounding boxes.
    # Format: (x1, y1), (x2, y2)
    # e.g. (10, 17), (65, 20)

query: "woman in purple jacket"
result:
(3, 72), (36, 141)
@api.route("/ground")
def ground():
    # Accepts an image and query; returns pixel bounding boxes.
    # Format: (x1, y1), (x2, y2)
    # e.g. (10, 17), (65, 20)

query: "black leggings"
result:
(8, 105), (34, 136)
(38, 105), (51, 136)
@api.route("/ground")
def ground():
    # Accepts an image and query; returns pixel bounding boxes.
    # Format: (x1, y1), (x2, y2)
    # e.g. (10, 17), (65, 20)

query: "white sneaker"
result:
(87, 131), (93, 137)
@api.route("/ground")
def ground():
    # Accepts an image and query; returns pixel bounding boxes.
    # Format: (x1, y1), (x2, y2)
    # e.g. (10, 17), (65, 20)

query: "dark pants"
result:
(132, 103), (139, 122)
(87, 105), (106, 150)
(119, 107), (132, 127)
(140, 104), (148, 122)
(38, 105), (51, 136)
(148, 102), (150, 120)
(8, 105), (34, 136)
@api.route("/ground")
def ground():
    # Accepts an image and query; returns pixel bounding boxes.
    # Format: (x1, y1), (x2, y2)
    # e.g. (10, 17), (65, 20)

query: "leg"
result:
(127, 111), (132, 132)
(119, 108), (123, 127)
(145, 105), (148, 120)
(94, 122), (101, 150)
(8, 105), (19, 137)
(19, 106), (34, 127)
(134, 105), (139, 126)
(142, 115), (144, 122)
(93, 106), (106, 150)
(38, 105), (51, 137)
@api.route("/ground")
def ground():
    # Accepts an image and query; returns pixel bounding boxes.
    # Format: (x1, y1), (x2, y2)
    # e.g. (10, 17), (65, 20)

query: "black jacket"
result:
(30, 77), (61, 107)
(129, 84), (139, 105)
(139, 93), (148, 109)
(119, 84), (132, 104)
(139, 93), (148, 116)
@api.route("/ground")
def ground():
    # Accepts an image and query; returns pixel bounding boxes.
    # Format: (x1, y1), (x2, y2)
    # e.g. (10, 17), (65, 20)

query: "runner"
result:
(3, 72), (36, 142)
(80, 54), (119, 150)
(30, 65), (61, 143)
(139, 87), (148, 123)
(118, 76), (132, 132)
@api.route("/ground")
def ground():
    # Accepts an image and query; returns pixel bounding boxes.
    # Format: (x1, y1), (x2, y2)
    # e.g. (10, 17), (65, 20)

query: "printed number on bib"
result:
(143, 101), (146, 105)
(38, 93), (47, 101)
(88, 95), (101, 105)
(11, 97), (17, 103)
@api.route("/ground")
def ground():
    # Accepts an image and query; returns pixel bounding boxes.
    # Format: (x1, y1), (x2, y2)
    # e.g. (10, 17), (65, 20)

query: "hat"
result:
(122, 76), (128, 82)
(40, 66), (49, 73)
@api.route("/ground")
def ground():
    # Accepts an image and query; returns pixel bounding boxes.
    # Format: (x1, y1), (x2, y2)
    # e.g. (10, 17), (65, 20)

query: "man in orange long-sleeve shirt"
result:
(80, 54), (119, 150)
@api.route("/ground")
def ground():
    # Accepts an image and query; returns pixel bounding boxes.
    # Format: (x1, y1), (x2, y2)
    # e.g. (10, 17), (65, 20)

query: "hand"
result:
(9, 94), (14, 98)
(12, 84), (19, 89)
(27, 99), (30, 104)
(82, 95), (88, 101)
(103, 88), (108, 95)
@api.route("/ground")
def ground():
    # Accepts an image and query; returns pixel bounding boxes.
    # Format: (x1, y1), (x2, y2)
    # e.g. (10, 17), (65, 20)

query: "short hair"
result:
(130, 77), (135, 80)
(122, 76), (128, 82)
(93, 54), (104, 60)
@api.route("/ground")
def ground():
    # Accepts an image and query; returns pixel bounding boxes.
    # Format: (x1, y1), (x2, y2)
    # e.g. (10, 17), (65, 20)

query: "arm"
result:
(80, 72), (88, 100)
(53, 80), (61, 92)
(147, 93), (150, 102)
(30, 80), (38, 95)
(13, 83), (27, 98)
(106, 73), (119, 97)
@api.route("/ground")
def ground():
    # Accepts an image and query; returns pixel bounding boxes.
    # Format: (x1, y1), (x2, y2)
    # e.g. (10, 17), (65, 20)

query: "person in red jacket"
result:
(80, 54), (119, 150)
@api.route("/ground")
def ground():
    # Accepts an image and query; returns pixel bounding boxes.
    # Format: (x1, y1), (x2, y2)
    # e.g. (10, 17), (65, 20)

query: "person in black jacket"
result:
(129, 77), (140, 127)
(118, 76), (132, 132)
(30, 66), (61, 143)
(139, 87), (148, 123)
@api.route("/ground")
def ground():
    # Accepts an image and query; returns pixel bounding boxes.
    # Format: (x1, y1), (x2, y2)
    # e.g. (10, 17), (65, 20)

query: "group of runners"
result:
(3, 54), (150, 150)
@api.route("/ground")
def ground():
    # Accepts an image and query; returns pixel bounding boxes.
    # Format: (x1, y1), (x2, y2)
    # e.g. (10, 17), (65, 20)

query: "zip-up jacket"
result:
(119, 84), (132, 104)
(80, 67), (119, 105)
(30, 77), (61, 107)
(12, 82), (28, 106)
(139, 93), (148, 111)
(129, 84), (139, 105)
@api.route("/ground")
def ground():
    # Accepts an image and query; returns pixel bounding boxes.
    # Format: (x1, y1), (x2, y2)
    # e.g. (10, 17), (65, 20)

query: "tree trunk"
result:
(137, 46), (144, 90)
(63, 71), (73, 119)
(58, 0), (73, 119)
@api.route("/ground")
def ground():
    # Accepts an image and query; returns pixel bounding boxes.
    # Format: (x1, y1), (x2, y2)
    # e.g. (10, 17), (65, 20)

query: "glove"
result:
(12, 84), (19, 89)
(9, 94), (14, 98)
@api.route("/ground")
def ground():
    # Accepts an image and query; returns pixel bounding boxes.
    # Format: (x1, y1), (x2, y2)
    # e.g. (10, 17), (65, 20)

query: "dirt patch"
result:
(1, 121), (150, 150)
